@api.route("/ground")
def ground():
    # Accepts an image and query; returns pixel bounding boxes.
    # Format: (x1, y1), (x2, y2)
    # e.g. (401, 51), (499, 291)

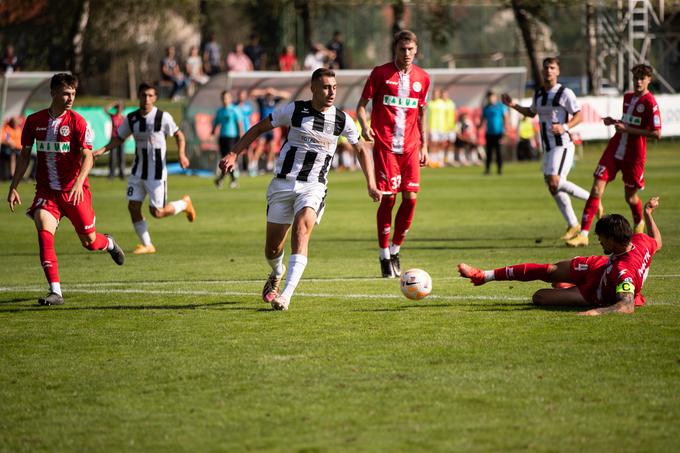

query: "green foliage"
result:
(1, 141), (679, 450)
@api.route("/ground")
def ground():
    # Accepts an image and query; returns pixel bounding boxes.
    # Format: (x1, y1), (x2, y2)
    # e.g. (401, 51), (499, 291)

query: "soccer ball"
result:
(400, 268), (432, 300)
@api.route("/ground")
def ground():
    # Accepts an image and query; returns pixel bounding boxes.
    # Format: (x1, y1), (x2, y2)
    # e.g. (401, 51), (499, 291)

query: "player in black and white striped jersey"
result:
(220, 68), (382, 311)
(502, 58), (593, 241)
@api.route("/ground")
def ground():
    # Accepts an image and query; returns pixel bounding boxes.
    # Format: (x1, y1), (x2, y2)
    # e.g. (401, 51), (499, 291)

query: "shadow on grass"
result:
(0, 300), (275, 313)
(354, 302), (585, 313)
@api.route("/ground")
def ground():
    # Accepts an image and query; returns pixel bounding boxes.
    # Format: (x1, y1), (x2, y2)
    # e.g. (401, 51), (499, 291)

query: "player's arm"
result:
(7, 145), (32, 212)
(219, 117), (274, 173)
(93, 136), (124, 157)
(501, 93), (535, 118)
(68, 148), (94, 205)
(552, 110), (583, 135)
(174, 130), (189, 169)
(352, 140), (381, 203)
(614, 121), (661, 139)
(579, 290), (635, 316)
(418, 104), (429, 166)
(356, 97), (374, 142)
(644, 196), (662, 250)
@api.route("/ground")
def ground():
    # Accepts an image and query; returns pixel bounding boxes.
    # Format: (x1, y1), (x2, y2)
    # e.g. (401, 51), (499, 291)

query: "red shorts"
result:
(570, 255), (609, 304)
(594, 147), (645, 189)
(372, 144), (420, 194)
(27, 186), (97, 235)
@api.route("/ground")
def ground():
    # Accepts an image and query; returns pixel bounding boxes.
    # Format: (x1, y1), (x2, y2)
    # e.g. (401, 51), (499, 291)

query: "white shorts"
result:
(543, 143), (575, 177)
(429, 132), (447, 143)
(127, 176), (167, 209)
(266, 178), (327, 225)
(447, 132), (457, 142)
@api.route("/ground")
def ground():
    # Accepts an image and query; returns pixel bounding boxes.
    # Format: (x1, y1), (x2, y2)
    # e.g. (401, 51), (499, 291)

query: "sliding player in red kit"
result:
(357, 30), (430, 278)
(6, 73), (124, 306)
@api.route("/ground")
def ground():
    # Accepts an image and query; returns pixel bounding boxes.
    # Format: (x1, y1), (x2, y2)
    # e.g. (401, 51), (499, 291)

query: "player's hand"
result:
(219, 153), (237, 173)
(361, 127), (375, 143)
(500, 93), (513, 107)
(551, 123), (565, 134)
(644, 196), (659, 213)
(68, 182), (85, 205)
(92, 147), (106, 158)
(602, 116), (616, 126)
(614, 122), (627, 132)
(367, 185), (382, 203)
(7, 188), (21, 212)
(179, 155), (190, 169)
(419, 146), (429, 167)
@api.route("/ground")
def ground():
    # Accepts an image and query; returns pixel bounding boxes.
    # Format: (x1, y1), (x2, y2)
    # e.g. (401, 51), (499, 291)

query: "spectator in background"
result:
(303, 44), (331, 72)
(0, 116), (22, 180)
(203, 33), (223, 75)
(517, 115), (539, 161)
(479, 90), (509, 175)
(227, 43), (253, 72)
(212, 91), (244, 189)
(104, 102), (126, 179)
(249, 87), (290, 175)
(455, 111), (481, 166)
(244, 34), (267, 70)
(1, 44), (20, 73)
(278, 45), (299, 71)
(326, 31), (345, 69)
(160, 46), (188, 101)
(185, 45), (210, 96)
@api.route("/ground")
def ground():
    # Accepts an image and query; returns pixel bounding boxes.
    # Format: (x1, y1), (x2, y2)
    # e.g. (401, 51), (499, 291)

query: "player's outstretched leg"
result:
(458, 262), (556, 286)
(105, 234), (125, 265)
(457, 263), (487, 286)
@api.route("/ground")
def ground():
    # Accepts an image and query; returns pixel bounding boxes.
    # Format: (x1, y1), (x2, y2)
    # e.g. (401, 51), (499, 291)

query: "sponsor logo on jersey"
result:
(413, 81), (422, 93)
(636, 104), (645, 113)
(59, 125), (70, 136)
(383, 95), (418, 109)
(407, 182), (419, 187)
(621, 114), (642, 126)
(36, 140), (70, 153)
(386, 80), (399, 86)
(36, 127), (47, 131)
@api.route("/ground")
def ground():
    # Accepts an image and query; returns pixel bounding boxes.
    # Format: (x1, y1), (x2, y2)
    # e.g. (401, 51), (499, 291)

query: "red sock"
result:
(392, 198), (417, 246)
(38, 230), (60, 284)
(84, 233), (108, 251)
(631, 199), (642, 226)
(580, 196), (601, 232)
(494, 263), (552, 282)
(377, 195), (395, 248)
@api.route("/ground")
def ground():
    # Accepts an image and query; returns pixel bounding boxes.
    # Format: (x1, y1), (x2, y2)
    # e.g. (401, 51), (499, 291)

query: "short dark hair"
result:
(138, 82), (156, 95)
(311, 68), (335, 83)
(50, 73), (78, 91)
(595, 214), (633, 245)
(631, 64), (653, 79)
(221, 90), (232, 98)
(542, 57), (560, 68)
(393, 29), (418, 48)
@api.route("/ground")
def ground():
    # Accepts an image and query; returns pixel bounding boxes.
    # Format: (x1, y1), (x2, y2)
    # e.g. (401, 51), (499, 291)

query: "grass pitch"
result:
(1, 142), (679, 451)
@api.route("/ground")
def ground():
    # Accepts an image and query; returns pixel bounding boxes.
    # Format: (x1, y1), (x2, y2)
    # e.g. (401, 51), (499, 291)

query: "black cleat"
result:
(38, 292), (64, 306)
(380, 258), (395, 278)
(390, 253), (401, 277)
(105, 234), (125, 265)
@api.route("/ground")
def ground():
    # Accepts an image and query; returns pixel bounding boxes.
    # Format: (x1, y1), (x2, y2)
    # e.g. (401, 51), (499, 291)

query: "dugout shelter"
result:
(0, 71), (62, 124)
(181, 68), (526, 171)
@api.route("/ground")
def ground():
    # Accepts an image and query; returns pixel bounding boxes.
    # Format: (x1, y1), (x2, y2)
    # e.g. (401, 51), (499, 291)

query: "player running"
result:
(566, 64), (661, 247)
(357, 30), (430, 279)
(220, 68), (382, 311)
(94, 82), (196, 254)
(6, 73), (125, 306)
(502, 57), (591, 240)
(459, 197), (661, 316)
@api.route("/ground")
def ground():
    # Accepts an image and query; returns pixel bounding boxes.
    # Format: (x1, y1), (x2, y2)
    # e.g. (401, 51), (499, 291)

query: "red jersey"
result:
(361, 62), (430, 155)
(594, 233), (658, 306)
(21, 109), (93, 192)
(605, 91), (661, 163)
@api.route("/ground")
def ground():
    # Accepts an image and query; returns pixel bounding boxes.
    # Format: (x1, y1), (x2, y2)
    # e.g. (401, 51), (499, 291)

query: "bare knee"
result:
(149, 207), (164, 219)
(545, 176), (559, 194)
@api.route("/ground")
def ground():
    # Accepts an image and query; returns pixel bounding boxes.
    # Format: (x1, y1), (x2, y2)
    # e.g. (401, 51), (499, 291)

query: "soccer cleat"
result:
(390, 253), (401, 277)
(380, 258), (395, 278)
(262, 266), (286, 303)
(133, 244), (156, 254)
(566, 234), (589, 247)
(271, 295), (289, 311)
(634, 222), (645, 234)
(560, 225), (581, 241)
(38, 292), (64, 306)
(214, 177), (224, 189)
(457, 263), (487, 286)
(105, 234), (125, 265)
(182, 195), (196, 222)
(229, 180), (239, 189)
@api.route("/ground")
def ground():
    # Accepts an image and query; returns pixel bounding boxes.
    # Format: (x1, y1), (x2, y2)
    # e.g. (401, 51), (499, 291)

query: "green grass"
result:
(1, 141), (679, 452)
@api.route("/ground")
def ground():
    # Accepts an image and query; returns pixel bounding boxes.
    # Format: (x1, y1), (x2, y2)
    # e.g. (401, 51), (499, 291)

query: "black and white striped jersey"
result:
(117, 107), (179, 180)
(270, 101), (359, 184)
(530, 84), (580, 151)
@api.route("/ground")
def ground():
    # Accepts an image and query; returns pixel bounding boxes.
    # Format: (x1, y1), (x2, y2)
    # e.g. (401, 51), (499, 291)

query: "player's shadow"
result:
(0, 300), (273, 313)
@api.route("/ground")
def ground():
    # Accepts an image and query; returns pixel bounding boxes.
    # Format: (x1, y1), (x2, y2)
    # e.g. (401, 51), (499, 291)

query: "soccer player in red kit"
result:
(6, 73), (124, 306)
(459, 197), (661, 316)
(357, 30), (430, 278)
(567, 64), (661, 247)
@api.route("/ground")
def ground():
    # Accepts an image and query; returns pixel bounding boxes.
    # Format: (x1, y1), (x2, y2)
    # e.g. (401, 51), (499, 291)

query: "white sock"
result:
(267, 252), (285, 277)
(106, 236), (114, 251)
(133, 220), (153, 246)
(558, 179), (590, 200)
(50, 282), (62, 296)
(280, 254), (308, 301)
(580, 230), (589, 237)
(553, 192), (578, 227)
(389, 244), (401, 255)
(379, 248), (390, 260)
(483, 270), (495, 282)
(170, 199), (187, 215)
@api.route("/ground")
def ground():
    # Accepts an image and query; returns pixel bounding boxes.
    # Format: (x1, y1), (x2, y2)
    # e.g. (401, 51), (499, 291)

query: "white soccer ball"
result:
(400, 268), (432, 300)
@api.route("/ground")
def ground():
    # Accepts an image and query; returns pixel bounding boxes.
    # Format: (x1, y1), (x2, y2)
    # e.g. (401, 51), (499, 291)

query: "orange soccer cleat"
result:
(182, 195), (196, 222)
(457, 263), (487, 286)
(133, 244), (156, 254)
